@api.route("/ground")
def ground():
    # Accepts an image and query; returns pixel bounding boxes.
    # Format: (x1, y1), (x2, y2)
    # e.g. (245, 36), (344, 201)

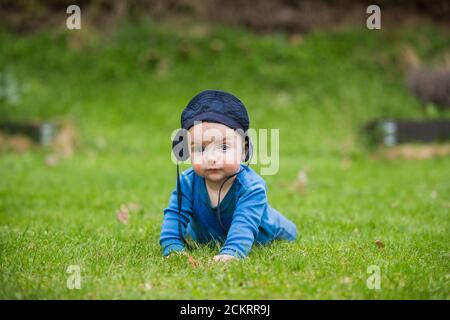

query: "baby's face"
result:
(188, 122), (244, 183)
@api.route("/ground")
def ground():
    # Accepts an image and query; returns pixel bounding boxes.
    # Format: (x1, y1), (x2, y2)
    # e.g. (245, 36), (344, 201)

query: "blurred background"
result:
(0, 0), (449, 299)
(1, 0), (449, 162)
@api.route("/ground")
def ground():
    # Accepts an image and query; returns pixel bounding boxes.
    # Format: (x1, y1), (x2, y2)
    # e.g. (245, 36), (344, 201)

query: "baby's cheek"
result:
(222, 162), (241, 175)
(192, 163), (204, 175)
(190, 153), (203, 166)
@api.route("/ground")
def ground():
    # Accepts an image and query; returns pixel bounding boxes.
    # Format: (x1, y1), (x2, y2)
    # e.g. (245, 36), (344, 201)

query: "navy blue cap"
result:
(181, 90), (249, 132)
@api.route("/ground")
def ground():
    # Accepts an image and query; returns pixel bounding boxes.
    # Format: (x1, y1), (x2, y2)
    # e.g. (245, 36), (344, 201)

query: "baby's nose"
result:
(204, 148), (219, 164)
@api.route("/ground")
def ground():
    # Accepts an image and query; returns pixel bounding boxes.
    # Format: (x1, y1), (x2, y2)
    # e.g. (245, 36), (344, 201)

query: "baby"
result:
(160, 90), (297, 262)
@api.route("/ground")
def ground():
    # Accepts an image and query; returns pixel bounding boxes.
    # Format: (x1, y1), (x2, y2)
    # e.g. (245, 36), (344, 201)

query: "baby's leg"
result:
(275, 214), (297, 241)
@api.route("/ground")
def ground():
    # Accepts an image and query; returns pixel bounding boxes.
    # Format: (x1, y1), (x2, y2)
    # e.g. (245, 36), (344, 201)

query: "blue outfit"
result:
(159, 165), (297, 258)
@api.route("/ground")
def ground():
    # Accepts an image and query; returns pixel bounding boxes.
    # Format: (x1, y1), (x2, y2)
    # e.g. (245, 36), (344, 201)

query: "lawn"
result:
(0, 19), (449, 299)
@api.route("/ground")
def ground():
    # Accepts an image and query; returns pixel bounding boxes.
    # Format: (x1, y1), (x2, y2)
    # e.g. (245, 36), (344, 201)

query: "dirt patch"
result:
(372, 143), (450, 160)
(0, 132), (34, 154)
(0, 120), (79, 162)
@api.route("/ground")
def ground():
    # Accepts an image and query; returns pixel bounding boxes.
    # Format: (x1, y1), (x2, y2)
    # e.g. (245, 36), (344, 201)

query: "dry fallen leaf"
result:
(188, 255), (199, 268)
(115, 202), (142, 225)
(375, 239), (384, 249)
(296, 169), (308, 195)
(116, 205), (129, 224)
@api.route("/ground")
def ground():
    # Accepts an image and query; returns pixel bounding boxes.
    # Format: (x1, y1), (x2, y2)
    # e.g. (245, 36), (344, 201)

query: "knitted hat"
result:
(181, 90), (249, 132)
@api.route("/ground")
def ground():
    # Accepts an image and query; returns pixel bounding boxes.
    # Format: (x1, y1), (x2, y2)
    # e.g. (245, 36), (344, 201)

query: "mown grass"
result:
(0, 19), (449, 299)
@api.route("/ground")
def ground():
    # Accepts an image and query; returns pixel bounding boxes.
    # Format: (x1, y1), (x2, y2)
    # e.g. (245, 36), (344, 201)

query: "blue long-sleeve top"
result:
(159, 164), (297, 258)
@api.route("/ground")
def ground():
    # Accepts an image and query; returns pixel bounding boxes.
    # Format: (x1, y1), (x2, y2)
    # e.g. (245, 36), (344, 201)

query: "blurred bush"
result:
(1, 0), (449, 33)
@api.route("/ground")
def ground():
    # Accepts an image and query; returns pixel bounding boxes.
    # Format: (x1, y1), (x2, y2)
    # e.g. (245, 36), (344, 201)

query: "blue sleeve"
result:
(159, 171), (193, 256)
(219, 184), (266, 258)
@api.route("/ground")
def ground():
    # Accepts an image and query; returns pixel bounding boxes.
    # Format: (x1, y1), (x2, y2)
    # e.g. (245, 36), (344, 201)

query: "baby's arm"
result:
(159, 173), (193, 256)
(218, 185), (266, 259)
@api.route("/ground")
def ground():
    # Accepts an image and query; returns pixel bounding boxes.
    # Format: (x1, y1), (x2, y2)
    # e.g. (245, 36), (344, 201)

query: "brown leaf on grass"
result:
(295, 169), (308, 196)
(116, 202), (142, 224)
(375, 239), (384, 249)
(188, 255), (199, 268)
(116, 205), (129, 225)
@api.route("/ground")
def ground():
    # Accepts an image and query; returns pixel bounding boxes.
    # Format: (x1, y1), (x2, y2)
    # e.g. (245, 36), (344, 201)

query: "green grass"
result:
(0, 19), (449, 299)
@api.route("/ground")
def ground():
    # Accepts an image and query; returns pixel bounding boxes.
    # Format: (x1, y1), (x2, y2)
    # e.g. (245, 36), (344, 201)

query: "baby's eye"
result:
(221, 144), (230, 151)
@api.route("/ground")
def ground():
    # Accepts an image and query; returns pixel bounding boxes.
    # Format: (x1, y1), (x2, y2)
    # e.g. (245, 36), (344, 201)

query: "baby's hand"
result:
(213, 254), (237, 262)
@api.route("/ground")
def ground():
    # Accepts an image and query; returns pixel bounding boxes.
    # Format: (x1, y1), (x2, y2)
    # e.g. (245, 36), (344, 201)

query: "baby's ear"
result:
(241, 144), (247, 162)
